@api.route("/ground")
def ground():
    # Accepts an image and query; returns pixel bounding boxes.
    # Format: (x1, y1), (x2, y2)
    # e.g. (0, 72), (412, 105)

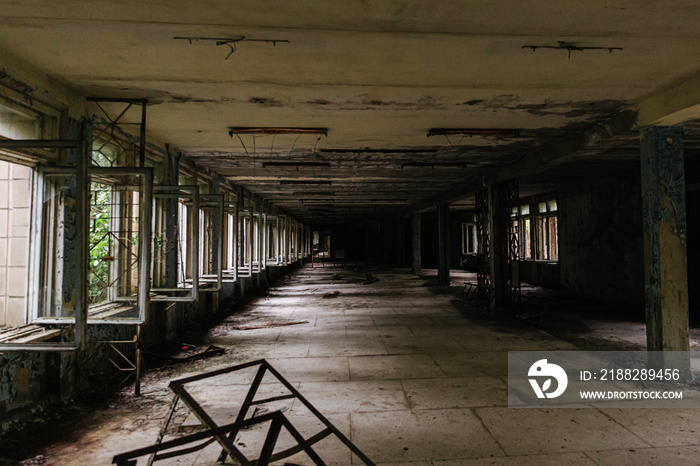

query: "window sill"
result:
(0, 324), (64, 344)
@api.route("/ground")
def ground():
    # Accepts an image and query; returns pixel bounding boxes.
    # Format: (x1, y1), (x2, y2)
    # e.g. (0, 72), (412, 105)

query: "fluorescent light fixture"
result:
(301, 199), (336, 204)
(401, 162), (467, 168)
(262, 162), (330, 168)
(320, 148), (438, 153)
(280, 180), (332, 185)
(293, 191), (336, 196)
(427, 128), (520, 138)
(229, 127), (328, 136)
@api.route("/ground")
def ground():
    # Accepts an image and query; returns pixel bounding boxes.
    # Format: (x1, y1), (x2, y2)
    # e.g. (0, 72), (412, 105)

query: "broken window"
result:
(151, 185), (199, 302)
(198, 194), (224, 291)
(265, 214), (281, 266)
(85, 167), (152, 323)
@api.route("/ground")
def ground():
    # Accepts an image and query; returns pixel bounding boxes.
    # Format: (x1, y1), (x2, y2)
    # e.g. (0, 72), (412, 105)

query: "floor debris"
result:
(225, 321), (309, 330)
(143, 345), (225, 363)
(322, 291), (341, 299)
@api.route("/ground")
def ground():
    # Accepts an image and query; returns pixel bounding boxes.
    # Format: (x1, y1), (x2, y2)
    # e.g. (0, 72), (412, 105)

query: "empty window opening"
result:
(151, 185), (198, 302)
(461, 221), (478, 255)
(86, 170), (150, 322)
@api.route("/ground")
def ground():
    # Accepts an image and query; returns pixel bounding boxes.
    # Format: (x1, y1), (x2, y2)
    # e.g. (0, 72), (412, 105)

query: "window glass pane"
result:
(36, 172), (78, 320)
(468, 224), (477, 253)
(538, 201), (547, 213)
(520, 204), (530, 215)
(0, 161), (31, 326)
(549, 216), (559, 260)
(548, 199), (558, 212)
(523, 218), (532, 259)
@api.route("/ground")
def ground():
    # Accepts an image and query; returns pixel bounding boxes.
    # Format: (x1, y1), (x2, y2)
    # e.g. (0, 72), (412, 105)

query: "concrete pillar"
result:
(412, 212), (422, 273)
(165, 149), (180, 288)
(640, 126), (690, 352)
(437, 203), (450, 285)
(488, 182), (510, 309)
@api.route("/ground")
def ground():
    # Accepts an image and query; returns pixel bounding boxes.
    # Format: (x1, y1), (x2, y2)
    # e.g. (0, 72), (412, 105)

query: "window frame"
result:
(0, 139), (88, 351)
(150, 185), (199, 302)
(197, 193), (224, 292)
(83, 166), (152, 324)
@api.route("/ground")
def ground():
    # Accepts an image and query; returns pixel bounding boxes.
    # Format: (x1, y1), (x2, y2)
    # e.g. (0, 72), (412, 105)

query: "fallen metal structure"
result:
(112, 359), (376, 466)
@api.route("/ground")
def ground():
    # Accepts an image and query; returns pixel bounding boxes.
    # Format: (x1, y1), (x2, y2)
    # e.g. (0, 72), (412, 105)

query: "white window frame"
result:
(0, 139), (87, 351)
(150, 185), (199, 302)
(198, 194), (224, 292)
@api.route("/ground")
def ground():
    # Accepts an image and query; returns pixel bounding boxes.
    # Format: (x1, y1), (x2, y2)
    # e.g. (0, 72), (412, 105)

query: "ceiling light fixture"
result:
(401, 162), (467, 169)
(300, 199), (336, 204)
(293, 191), (336, 196)
(262, 162), (330, 168)
(280, 180), (332, 185)
(522, 41), (622, 59)
(427, 128), (520, 138)
(229, 127), (328, 136)
(320, 148), (438, 153)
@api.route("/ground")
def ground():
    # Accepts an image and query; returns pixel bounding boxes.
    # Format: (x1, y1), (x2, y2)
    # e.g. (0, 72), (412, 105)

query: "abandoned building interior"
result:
(0, 1), (700, 464)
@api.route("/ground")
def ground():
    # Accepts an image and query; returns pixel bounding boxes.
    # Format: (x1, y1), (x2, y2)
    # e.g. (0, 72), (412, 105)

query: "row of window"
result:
(461, 198), (559, 261)
(0, 98), (311, 342)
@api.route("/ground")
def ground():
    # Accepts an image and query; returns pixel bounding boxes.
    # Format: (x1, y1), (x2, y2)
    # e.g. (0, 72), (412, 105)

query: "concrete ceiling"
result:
(1, 1), (700, 221)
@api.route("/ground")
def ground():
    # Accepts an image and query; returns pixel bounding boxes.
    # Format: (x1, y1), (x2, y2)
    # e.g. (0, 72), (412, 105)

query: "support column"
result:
(488, 182), (510, 309)
(437, 203), (450, 285)
(412, 212), (422, 273)
(640, 126), (690, 352)
(165, 148), (180, 288)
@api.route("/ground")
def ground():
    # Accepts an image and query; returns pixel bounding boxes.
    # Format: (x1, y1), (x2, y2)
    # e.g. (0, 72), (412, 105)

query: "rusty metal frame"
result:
(475, 189), (492, 304)
(507, 180), (521, 310)
(87, 98), (147, 168)
(112, 359), (375, 466)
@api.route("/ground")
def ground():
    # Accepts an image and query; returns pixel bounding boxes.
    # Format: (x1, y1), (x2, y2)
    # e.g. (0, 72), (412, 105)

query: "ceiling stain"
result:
(460, 99), (485, 106)
(513, 100), (629, 119)
(249, 97), (283, 107)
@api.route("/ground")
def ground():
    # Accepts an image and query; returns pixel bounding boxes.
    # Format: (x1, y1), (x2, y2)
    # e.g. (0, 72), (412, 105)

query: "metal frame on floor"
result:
(112, 359), (376, 466)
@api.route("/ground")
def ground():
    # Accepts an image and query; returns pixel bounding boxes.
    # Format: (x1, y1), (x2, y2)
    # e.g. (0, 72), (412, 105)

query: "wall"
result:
(559, 173), (645, 310)
(0, 161), (31, 326)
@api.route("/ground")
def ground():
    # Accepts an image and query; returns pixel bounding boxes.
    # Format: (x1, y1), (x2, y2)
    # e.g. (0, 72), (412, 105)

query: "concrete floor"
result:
(12, 265), (700, 465)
